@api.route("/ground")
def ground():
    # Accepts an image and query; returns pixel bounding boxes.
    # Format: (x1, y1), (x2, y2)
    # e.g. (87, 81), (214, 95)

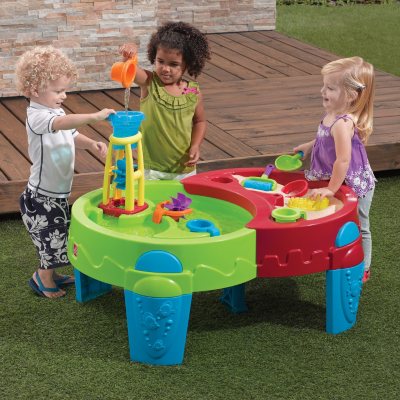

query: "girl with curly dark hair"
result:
(120, 21), (211, 179)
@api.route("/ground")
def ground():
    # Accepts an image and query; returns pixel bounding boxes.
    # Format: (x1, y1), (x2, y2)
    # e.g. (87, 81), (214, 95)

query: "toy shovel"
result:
(275, 151), (304, 172)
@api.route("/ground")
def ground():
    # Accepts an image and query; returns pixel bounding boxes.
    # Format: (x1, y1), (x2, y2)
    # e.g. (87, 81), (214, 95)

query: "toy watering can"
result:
(111, 55), (137, 88)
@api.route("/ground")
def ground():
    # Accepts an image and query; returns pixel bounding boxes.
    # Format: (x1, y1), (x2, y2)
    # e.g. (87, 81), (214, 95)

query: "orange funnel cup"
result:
(110, 55), (137, 88)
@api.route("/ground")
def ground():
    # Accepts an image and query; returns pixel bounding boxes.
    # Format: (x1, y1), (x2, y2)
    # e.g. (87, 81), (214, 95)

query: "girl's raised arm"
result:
(119, 43), (150, 87)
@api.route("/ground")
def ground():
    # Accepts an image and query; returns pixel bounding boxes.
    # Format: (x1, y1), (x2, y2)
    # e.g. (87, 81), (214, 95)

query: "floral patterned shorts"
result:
(19, 188), (70, 269)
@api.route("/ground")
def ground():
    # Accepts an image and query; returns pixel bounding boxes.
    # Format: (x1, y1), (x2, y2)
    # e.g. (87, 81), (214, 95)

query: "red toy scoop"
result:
(281, 179), (309, 197)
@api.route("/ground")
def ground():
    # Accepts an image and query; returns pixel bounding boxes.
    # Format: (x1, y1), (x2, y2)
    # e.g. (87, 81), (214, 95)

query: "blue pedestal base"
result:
(326, 262), (364, 334)
(124, 290), (192, 365)
(326, 221), (365, 334)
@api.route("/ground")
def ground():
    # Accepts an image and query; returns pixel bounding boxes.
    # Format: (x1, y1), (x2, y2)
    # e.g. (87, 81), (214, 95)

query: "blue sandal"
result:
(28, 271), (66, 298)
(54, 275), (75, 287)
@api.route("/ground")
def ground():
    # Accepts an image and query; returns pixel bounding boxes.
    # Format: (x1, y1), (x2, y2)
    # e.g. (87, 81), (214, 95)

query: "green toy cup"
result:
(271, 207), (306, 223)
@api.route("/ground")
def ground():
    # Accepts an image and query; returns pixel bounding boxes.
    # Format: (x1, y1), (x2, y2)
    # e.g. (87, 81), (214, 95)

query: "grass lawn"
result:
(276, 4), (400, 77)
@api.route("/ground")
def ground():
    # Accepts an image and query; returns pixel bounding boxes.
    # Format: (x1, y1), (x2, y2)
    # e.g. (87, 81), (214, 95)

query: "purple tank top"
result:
(305, 114), (376, 198)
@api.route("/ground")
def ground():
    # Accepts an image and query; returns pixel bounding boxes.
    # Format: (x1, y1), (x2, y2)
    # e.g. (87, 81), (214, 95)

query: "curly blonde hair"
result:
(15, 46), (78, 97)
(322, 57), (375, 143)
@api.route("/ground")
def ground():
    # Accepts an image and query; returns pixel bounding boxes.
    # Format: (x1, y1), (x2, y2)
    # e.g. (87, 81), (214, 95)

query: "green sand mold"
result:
(68, 181), (257, 297)
(275, 152), (303, 172)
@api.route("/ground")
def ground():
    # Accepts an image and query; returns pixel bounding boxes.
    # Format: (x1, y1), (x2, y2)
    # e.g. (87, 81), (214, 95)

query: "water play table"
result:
(68, 168), (365, 365)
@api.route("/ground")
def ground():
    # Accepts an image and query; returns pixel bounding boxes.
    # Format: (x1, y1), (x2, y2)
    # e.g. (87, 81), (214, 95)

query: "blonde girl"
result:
(294, 57), (376, 283)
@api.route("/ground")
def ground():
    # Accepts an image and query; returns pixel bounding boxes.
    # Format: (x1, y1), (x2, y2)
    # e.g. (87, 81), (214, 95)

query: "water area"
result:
(124, 87), (130, 112)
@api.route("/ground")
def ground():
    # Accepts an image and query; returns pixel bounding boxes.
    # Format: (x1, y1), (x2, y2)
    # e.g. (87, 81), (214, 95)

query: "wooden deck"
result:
(1, 31), (400, 214)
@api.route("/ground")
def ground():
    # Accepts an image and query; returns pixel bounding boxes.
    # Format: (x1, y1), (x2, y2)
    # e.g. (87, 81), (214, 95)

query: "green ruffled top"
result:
(140, 72), (200, 173)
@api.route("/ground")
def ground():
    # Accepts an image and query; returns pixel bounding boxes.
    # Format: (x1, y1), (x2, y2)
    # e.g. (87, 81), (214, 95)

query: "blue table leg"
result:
(326, 263), (364, 334)
(326, 222), (364, 334)
(74, 268), (112, 303)
(123, 250), (192, 365)
(124, 290), (192, 365)
(220, 283), (248, 313)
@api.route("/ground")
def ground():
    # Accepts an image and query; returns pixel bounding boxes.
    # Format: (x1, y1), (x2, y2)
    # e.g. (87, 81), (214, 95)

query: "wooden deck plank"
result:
(202, 62), (242, 82)
(223, 114), (400, 144)
(0, 169), (8, 182)
(206, 122), (260, 157)
(234, 32), (328, 71)
(232, 124), (400, 151)
(207, 51), (266, 80)
(207, 97), (400, 122)
(214, 33), (319, 75)
(0, 103), (31, 161)
(0, 132), (31, 180)
(1, 97), (29, 124)
(0, 180), (27, 214)
(200, 139), (231, 160)
(260, 31), (338, 61)
(195, 72), (220, 85)
(1, 31), (399, 214)
(209, 37), (287, 78)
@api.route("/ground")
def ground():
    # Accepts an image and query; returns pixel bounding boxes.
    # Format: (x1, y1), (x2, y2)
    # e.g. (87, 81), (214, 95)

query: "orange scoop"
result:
(110, 55), (137, 88)
(152, 201), (193, 224)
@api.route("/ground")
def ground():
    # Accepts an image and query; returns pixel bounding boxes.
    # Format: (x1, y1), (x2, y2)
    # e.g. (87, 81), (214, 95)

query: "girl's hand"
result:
(293, 141), (314, 160)
(119, 43), (137, 60)
(92, 141), (108, 158)
(308, 187), (334, 200)
(96, 108), (115, 121)
(185, 146), (200, 166)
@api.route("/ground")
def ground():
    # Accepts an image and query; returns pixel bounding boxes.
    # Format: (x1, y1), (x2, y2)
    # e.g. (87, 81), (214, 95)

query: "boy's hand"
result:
(119, 43), (137, 60)
(92, 141), (108, 158)
(185, 145), (200, 167)
(96, 108), (115, 121)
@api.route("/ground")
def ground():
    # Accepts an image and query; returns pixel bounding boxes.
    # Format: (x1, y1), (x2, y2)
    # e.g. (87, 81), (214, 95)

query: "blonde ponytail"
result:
(322, 57), (375, 143)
